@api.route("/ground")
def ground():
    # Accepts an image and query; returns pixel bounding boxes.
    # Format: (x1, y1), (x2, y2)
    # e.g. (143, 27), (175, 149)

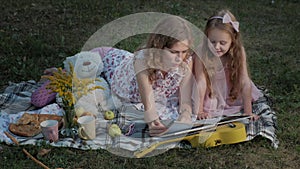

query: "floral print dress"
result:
(99, 48), (191, 120)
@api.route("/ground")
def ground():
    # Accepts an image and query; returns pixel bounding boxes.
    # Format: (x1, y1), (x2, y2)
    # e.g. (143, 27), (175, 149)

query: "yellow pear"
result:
(104, 110), (115, 120)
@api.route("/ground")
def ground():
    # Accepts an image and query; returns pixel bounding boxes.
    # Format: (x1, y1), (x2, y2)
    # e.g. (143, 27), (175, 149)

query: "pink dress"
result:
(91, 47), (192, 120)
(204, 67), (263, 117)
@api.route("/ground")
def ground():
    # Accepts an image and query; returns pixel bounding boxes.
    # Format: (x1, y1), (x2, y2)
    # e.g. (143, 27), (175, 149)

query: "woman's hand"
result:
(147, 119), (167, 136)
(197, 111), (211, 120)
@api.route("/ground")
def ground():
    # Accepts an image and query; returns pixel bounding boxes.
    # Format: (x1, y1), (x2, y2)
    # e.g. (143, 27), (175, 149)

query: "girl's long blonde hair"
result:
(139, 15), (193, 82)
(204, 9), (245, 100)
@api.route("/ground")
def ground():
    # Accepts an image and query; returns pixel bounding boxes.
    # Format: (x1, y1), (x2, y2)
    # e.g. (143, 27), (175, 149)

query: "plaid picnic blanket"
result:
(0, 81), (279, 157)
(246, 88), (279, 148)
(0, 80), (39, 114)
(0, 103), (178, 157)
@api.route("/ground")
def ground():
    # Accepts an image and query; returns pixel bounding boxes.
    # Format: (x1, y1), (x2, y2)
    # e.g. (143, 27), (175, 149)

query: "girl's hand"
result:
(197, 111), (211, 120)
(245, 112), (260, 121)
(178, 113), (192, 124)
(147, 119), (167, 136)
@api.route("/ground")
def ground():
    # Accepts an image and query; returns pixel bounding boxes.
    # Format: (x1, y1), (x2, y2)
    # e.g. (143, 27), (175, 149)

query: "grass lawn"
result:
(1, 0), (299, 168)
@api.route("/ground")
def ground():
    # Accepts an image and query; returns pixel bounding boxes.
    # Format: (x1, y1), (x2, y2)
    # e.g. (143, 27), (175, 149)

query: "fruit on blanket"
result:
(108, 124), (122, 137)
(104, 110), (115, 120)
(75, 107), (85, 117)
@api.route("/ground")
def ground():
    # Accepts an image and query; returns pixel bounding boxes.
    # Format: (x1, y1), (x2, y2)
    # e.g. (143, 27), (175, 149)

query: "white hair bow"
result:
(222, 13), (239, 32)
(210, 13), (239, 32)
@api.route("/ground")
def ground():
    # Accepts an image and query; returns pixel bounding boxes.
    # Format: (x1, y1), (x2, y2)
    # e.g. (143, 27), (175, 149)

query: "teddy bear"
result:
(31, 51), (116, 117)
(62, 51), (116, 117)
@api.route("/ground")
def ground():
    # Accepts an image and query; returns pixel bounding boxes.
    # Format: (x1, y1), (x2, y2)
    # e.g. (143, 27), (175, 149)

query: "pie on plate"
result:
(8, 113), (63, 137)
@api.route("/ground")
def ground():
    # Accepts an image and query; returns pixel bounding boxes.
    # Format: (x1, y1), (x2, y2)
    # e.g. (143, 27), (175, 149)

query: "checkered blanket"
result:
(0, 80), (39, 114)
(0, 81), (279, 157)
(246, 88), (279, 148)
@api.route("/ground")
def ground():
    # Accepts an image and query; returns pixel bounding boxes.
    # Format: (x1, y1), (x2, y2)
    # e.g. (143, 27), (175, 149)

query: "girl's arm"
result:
(178, 58), (194, 123)
(135, 69), (158, 122)
(194, 56), (209, 119)
(240, 47), (258, 120)
(134, 58), (167, 136)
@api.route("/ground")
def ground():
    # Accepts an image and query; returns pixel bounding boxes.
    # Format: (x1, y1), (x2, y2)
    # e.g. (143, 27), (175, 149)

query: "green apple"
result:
(108, 124), (122, 137)
(104, 110), (115, 120)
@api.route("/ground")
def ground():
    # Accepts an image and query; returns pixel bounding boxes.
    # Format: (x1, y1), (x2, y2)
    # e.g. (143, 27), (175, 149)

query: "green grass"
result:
(1, 0), (300, 168)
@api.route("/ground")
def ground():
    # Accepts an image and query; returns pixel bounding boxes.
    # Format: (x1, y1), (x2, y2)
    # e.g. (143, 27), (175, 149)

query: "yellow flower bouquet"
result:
(42, 63), (104, 137)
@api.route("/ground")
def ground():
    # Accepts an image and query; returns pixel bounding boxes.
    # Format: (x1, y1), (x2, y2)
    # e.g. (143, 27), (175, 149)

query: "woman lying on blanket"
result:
(195, 9), (266, 121)
(92, 15), (195, 136)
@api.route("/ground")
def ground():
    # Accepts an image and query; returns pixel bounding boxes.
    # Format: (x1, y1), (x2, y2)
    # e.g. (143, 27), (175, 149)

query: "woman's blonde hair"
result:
(204, 9), (245, 100)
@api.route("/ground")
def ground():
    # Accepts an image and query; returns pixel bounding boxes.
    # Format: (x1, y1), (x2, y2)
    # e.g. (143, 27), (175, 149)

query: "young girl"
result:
(195, 10), (262, 120)
(92, 15), (195, 136)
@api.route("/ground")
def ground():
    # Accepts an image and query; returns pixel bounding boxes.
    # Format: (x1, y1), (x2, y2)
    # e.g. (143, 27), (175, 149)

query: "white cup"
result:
(77, 116), (96, 140)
